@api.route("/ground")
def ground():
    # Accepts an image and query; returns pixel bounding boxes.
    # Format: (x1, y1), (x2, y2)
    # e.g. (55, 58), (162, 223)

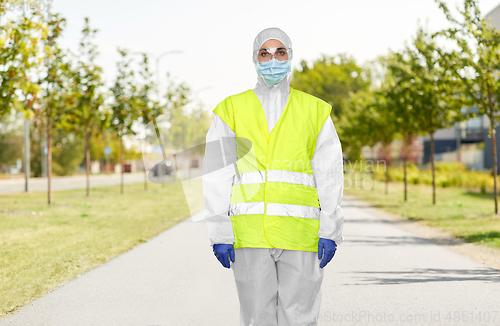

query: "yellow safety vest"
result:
(213, 87), (332, 252)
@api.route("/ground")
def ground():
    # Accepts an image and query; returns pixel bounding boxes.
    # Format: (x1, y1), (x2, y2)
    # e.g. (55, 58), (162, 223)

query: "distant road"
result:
(0, 173), (146, 194)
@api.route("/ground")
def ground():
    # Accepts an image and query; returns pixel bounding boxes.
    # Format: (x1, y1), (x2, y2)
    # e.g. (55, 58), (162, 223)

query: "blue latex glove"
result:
(213, 244), (235, 269)
(318, 238), (337, 268)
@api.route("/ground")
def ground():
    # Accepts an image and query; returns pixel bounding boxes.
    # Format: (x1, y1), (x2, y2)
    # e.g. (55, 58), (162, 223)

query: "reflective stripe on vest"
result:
(229, 202), (320, 220)
(267, 203), (320, 219)
(233, 170), (317, 188)
(231, 170), (320, 220)
(229, 202), (264, 215)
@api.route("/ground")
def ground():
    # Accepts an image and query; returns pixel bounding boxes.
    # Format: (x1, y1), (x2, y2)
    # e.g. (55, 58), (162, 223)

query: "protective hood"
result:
(252, 27), (293, 66)
(253, 27), (293, 91)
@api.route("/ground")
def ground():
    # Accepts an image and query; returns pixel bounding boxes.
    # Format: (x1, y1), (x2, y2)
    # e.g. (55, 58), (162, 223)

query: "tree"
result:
(368, 93), (398, 195)
(137, 53), (160, 190)
(398, 26), (465, 205)
(36, 12), (77, 204)
(71, 17), (106, 197)
(435, 0), (500, 213)
(382, 51), (427, 201)
(110, 48), (141, 194)
(341, 87), (399, 194)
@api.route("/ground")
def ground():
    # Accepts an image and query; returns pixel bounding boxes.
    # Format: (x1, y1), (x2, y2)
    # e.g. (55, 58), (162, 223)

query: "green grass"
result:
(0, 180), (203, 317)
(345, 173), (500, 249)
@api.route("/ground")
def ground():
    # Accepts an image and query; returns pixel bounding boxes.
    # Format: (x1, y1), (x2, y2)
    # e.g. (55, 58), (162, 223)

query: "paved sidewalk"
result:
(1, 194), (499, 326)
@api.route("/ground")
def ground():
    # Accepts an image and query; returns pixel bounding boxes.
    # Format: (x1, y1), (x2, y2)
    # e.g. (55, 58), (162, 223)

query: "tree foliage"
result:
(0, 12), (46, 120)
(70, 17), (106, 196)
(110, 48), (141, 138)
(291, 54), (370, 119)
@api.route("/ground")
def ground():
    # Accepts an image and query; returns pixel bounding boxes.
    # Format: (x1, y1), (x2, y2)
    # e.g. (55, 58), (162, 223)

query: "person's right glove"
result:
(318, 238), (337, 268)
(213, 244), (235, 269)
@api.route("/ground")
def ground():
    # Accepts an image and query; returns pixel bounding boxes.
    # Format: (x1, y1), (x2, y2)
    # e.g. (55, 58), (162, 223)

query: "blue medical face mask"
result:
(256, 58), (291, 86)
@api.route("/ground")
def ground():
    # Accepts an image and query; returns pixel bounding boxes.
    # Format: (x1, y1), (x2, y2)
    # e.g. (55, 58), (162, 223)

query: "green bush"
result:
(369, 160), (498, 191)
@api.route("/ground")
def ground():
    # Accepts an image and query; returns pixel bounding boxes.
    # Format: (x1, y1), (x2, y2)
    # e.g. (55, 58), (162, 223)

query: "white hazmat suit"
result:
(202, 27), (344, 326)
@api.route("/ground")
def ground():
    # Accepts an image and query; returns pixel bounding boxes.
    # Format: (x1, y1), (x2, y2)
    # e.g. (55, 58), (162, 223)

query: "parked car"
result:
(151, 160), (173, 177)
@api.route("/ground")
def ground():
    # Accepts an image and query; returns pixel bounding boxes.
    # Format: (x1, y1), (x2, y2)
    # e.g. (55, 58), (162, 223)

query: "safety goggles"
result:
(254, 47), (291, 62)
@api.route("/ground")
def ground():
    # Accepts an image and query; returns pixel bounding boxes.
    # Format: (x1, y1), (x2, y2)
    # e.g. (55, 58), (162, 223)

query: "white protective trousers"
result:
(231, 247), (324, 326)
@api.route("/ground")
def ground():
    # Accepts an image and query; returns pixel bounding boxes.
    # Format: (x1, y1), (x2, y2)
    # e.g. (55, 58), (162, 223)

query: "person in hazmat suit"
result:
(202, 27), (344, 326)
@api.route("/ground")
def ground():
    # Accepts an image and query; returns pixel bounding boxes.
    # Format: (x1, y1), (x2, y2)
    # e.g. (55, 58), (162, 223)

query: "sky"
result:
(4, 0), (500, 111)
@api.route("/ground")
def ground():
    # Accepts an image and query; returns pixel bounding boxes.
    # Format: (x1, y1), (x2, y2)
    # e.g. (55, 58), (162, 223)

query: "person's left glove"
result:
(213, 244), (235, 269)
(318, 238), (337, 268)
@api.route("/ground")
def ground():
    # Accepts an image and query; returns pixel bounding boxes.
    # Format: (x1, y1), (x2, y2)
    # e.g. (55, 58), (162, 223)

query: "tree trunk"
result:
(47, 116), (52, 205)
(430, 132), (436, 205)
(402, 134), (411, 202)
(85, 129), (91, 197)
(490, 121), (498, 214)
(144, 160), (148, 191)
(404, 158), (407, 202)
(385, 162), (389, 195)
(372, 146), (375, 192)
(120, 136), (124, 194)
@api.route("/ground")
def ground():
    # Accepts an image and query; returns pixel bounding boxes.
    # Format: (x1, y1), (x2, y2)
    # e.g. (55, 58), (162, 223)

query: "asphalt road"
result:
(1, 194), (499, 326)
(0, 173), (147, 194)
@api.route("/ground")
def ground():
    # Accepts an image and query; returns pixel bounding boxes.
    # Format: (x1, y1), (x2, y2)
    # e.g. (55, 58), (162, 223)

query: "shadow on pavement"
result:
(345, 235), (466, 247)
(343, 267), (500, 285)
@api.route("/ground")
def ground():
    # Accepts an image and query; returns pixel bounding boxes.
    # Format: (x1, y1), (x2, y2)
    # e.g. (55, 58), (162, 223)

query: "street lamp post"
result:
(155, 51), (182, 108)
